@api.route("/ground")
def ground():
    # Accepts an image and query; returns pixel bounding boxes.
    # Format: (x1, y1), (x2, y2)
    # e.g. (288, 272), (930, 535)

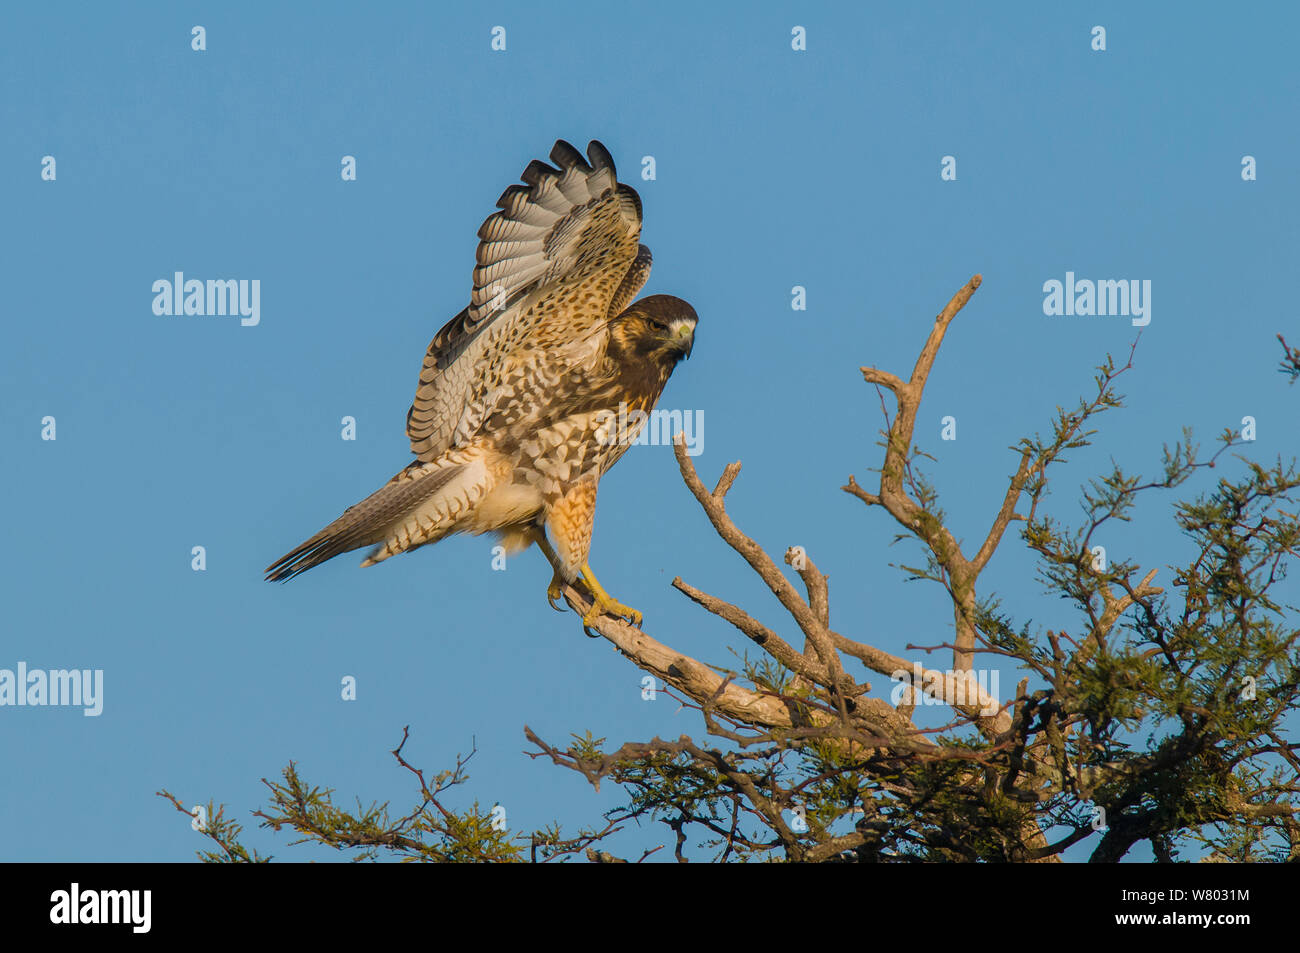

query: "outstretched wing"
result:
(407, 139), (649, 462)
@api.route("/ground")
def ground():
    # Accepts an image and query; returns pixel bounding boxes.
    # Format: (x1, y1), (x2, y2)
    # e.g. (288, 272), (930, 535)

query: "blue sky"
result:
(1, 1), (1295, 861)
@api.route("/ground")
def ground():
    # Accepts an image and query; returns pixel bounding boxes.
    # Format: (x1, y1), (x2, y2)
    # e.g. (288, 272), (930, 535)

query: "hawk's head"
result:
(610, 295), (698, 369)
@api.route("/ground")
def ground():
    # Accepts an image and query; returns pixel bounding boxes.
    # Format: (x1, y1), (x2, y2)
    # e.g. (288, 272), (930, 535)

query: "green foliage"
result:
(159, 731), (624, 863)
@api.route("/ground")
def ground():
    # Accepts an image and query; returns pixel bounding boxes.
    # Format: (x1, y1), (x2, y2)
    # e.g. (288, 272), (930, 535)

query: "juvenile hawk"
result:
(266, 139), (697, 628)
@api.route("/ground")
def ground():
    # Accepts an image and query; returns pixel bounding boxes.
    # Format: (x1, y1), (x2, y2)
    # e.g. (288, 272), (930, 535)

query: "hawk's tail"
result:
(264, 461), (465, 582)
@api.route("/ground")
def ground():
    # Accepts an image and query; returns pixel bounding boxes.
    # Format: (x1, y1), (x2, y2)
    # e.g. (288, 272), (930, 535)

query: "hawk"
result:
(265, 139), (697, 628)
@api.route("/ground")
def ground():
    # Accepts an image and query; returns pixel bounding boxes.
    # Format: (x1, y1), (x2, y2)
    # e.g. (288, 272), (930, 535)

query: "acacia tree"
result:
(161, 275), (1300, 862)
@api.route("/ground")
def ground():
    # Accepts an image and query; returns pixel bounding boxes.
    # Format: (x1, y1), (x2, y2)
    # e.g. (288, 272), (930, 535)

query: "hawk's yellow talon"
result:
(535, 534), (643, 628)
(578, 564), (643, 628)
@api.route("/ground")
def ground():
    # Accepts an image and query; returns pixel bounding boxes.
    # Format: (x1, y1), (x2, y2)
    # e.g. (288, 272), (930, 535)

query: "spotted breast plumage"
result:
(265, 139), (697, 627)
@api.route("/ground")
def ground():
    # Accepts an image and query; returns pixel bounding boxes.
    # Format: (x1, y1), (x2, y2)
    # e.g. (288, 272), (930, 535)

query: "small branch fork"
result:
(846, 275), (1005, 672)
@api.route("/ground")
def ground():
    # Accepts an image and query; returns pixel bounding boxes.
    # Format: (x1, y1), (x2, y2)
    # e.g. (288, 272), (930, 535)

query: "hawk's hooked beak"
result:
(670, 320), (696, 360)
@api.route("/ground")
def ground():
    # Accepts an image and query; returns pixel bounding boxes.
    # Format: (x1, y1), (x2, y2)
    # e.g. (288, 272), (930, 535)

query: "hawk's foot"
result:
(578, 564), (643, 631)
(545, 571), (567, 613)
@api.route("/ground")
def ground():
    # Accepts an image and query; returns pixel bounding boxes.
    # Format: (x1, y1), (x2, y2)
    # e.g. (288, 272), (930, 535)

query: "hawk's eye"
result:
(648, 319), (668, 333)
